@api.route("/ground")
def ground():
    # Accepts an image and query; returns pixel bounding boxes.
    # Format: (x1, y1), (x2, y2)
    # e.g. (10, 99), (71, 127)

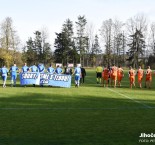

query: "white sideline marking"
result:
(107, 88), (152, 109)
(0, 107), (154, 110)
(0, 79), (153, 110)
(85, 79), (153, 109)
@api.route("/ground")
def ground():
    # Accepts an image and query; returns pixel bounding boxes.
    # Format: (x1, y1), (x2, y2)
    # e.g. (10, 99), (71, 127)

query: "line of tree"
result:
(54, 14), (155, 68)
(54, 15), (102, 67)
(1, 14), (155, 68)
(22, 30), (53, 66)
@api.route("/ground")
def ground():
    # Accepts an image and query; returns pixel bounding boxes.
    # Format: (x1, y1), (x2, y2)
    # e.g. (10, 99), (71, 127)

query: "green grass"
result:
(0, 70), (155, 145)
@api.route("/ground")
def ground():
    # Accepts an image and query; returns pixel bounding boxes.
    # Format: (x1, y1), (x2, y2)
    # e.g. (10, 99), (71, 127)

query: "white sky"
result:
(0, 0), (155, 49)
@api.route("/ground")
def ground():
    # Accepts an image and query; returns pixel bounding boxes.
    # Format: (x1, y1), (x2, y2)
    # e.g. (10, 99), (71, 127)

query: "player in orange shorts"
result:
(145, 66), (152, 89)
(102, 66), (109, 87)
(137, 66), (144, 88)
(117, 65), (124, 87)
(110, 64), (117, 88)
(128, 66), (135, 88)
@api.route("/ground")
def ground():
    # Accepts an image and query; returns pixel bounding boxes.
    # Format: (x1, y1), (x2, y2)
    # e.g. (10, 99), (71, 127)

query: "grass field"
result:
(0, 69), (155, 145)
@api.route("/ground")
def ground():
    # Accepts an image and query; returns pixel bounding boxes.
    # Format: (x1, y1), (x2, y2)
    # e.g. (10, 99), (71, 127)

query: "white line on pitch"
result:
(107, 88), (152, 109)
(79, 79), (153, 109)
(0, 107), (154, 110)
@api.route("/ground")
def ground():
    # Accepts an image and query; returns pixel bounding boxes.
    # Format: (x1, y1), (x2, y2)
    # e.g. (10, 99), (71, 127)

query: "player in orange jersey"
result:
(136, 66), (144, 88)
(102, 66), (109, 87)
(110, 64), (118, 88)
(128, 66), (136, 88)
(145, 66), (152, 89)
(117, 65), (124, 87)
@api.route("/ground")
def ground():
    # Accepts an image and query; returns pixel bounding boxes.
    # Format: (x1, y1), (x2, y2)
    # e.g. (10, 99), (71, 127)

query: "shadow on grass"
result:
(0, 91), (155, 109)
(0, 92), (155, 145)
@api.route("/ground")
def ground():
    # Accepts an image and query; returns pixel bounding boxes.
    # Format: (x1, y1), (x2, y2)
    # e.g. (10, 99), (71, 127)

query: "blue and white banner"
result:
(20, 72), (72, 88)
(20, 72), (40, 85)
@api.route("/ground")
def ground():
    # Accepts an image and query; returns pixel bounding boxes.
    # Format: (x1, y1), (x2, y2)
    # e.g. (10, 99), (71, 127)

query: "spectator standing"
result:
(80, 66), (86, 84)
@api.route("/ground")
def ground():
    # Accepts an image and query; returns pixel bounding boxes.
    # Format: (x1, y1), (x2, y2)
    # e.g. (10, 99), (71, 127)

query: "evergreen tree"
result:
(62, 19), (74, 64)
(54, 19), (78, 65)
(75, 15), (87, 65)
(54, 32), (66, 64)
(90, 35), (101, 66)
(127, 29), (146, 68)
(23, 31), (52, 65)
(26, 37), (36, 65)
(34, 31), (43, 62)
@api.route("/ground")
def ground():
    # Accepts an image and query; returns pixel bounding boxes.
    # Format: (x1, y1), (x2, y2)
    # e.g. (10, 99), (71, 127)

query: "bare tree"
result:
(113, 19), (125, 66)
(41, 26), (49, 44)
(0, 17), (20, 65)
(41, 27), (50, 64)
(100, 19), (113, 66)
(85, 22), (95, 66)
(148, 22), (155, 55)
(126, 14), (148, 68)
(11, 31), (20, 62)
(126, 14), (148, 35)
(0, 17), (12, 50)
(0, 17), (20, 52)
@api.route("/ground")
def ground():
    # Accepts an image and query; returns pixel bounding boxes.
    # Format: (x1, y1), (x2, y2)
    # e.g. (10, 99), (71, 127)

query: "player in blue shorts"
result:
(73, 64), (81, 88)
(0, 65), (8, 88)
(10, 63), (18, 87)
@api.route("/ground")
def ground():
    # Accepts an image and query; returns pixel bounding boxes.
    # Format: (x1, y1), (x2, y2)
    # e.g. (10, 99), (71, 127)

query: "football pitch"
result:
(0, 69), (155, 145)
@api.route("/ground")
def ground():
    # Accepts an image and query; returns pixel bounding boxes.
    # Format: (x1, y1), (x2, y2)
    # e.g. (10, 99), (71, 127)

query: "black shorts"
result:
(96, 72), (102, 78)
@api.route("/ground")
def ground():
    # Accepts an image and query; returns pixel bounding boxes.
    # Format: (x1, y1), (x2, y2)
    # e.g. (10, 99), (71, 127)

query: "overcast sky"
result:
(0, 0), (155, 48)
